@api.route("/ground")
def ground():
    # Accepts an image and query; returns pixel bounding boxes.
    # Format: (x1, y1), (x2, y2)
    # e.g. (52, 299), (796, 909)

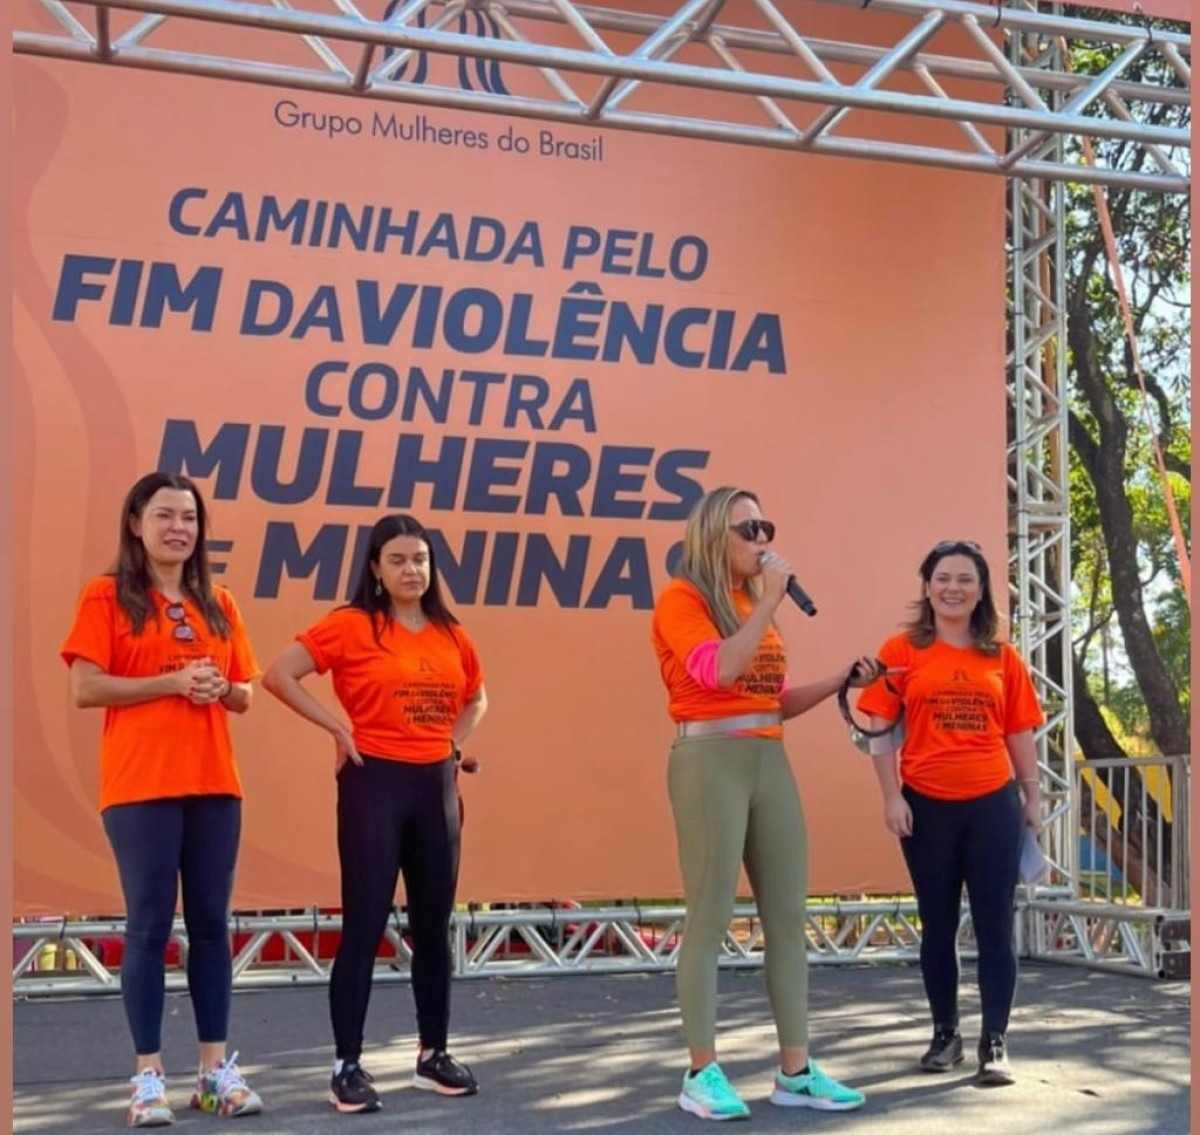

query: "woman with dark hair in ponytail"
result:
(60, 472), (263, 1127)
(263, 514), (487, 1116)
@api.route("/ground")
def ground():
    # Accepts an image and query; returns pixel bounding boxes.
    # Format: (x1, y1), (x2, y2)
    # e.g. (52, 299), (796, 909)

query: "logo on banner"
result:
(381, 0), (510, 95)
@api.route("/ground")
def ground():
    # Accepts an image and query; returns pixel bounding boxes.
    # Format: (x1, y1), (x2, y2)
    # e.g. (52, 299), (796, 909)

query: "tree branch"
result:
(1163, 451), (1191, 481)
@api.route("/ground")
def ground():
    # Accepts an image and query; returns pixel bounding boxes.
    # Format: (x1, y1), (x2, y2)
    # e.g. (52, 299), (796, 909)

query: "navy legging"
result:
(900, 781), (1023, 1036)
(102, 795), (241, 1055)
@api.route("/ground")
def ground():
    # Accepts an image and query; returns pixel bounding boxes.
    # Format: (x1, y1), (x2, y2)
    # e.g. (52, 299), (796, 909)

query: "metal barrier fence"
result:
(1073, 754), (1189, 911)
(1025, 754), (1190, 979)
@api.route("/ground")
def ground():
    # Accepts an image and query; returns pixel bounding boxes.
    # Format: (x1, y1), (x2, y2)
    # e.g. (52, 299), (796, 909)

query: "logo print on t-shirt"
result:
(737, 646), (786, 698)
(418, 657), (438, 673)
(930, 679), (991, 733)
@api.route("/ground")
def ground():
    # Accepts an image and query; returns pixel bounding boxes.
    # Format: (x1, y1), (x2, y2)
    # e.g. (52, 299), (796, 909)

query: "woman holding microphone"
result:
(651, 486), (874, 1121)
(263, 513), (487, 1115)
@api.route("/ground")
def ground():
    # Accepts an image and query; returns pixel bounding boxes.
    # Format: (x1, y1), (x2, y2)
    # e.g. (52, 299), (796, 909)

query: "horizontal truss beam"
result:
(14, 895), (1184, 996)
(1025, 899), (1190, 978)
(12, 0), (1191, 192)
(8, 902), (945, 994)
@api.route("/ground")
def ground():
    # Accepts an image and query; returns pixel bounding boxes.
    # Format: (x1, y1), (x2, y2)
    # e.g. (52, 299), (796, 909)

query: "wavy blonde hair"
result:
(677, 486), (761, 638)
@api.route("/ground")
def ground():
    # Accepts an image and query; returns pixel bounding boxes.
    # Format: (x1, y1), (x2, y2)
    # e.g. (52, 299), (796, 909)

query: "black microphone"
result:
(758, 550), (818, 617)
(787, 576), (818, 617)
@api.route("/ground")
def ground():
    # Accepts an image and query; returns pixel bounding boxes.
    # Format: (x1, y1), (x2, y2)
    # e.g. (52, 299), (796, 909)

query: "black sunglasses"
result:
(932, 539), (982, 554)
(165, 603), (196, 642)
(730, 519), (776, 543)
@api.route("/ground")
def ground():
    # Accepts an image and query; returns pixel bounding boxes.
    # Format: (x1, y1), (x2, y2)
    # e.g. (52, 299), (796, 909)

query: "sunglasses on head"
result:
(932, 539), (982, 554)
(165, 603), (196, 642)
(730, 518), (776, 543)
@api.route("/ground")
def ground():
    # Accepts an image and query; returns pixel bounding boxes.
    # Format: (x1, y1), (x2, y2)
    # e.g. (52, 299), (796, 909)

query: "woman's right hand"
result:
(332, 724), (363, 775)
(171, 657), (223, 704)
(757, 550), (794, 607)
(883, 793), (913, 837)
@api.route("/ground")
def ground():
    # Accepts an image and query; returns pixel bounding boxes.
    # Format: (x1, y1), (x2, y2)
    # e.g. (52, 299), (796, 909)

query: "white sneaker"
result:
(127, 1069), (174, 1128)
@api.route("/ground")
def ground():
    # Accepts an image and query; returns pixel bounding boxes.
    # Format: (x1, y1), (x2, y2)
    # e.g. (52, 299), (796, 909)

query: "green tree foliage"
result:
(1060, 15), (1189, 897)
(1066, 14), (1190, 760)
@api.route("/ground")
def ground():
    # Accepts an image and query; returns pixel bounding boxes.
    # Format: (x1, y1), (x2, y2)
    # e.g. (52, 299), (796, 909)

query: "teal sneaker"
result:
(677, 1062), (751, 1121)
(770, 1060), (865, 1111)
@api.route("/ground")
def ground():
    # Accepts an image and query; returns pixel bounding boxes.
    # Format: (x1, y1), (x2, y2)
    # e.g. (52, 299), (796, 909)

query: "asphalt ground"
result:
(13, 962), (1189, 1133)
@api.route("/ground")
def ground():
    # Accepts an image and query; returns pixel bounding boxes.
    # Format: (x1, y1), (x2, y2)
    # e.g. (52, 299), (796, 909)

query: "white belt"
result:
(676, 712), (782, 738)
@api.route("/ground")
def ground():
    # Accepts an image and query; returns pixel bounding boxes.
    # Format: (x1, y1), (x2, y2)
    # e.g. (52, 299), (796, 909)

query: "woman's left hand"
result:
(1021, 792), (1042, 832)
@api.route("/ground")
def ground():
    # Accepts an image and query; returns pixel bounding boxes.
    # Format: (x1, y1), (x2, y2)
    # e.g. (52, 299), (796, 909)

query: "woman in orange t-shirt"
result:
(651, 486), (878, 1121)
(857, 540), (1045, 1086)
(263, 513), (487, 1115)
(59, 472), (263, 1127)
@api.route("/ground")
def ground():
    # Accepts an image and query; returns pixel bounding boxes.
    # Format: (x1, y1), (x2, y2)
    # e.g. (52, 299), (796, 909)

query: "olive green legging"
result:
(668, 735), (809, 1051)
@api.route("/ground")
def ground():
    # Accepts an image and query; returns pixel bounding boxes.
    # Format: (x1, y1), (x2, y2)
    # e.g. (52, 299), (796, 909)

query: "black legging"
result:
(331, 755), (460, 1061)
(900, 781), (1023, 1036)
(102, 795), (241, 1054)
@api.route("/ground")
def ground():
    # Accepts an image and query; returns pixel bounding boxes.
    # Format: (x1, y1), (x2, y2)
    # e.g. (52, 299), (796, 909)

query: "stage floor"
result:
(13, 962), (1189, 1133)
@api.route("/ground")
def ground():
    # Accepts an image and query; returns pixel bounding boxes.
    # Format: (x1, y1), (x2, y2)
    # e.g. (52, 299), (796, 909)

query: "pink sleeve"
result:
(685, 640), (722, 690)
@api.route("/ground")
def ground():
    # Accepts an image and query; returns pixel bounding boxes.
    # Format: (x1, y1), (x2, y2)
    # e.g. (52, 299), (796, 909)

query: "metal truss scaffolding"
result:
(10, 1), (1191, 993)
(13, 0), (1191, 192)
(1006, 11), (1073, 896)
(13, 887), (1180, 994)
(12, 902), (965, 995)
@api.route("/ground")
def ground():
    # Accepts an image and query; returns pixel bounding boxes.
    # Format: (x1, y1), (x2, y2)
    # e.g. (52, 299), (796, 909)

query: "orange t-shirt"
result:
(60, 576), (260, 811)
(856, 633), (1044, 801)
(297, 608), (483, 763)
(651, 578), (785, 739)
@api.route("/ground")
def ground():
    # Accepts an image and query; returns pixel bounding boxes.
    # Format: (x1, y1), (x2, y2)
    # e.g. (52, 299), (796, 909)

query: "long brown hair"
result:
(905, 540), (999, 654)
(676, 487), (760, 638)
(112, 472), (230, 637)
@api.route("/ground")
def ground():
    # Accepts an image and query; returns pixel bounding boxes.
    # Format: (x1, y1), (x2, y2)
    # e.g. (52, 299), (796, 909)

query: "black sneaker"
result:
(329, 1062), (382, 1113)
(977, 1033), (1015, 1086)
(413, 1050), (479, 1096)
(919, 1027), (964, 1072)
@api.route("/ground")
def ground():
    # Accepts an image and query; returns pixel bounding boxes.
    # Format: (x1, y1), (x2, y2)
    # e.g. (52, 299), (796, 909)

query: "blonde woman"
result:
(651, 486), (874, 1120)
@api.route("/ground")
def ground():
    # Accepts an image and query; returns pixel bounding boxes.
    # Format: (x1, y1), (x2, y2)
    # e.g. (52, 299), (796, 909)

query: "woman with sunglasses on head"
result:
(262, 514), (487, 1116)
(60, 472), (263, 1128)
(651, 486), (877, 1121)
(856, 540), (1044, 1086)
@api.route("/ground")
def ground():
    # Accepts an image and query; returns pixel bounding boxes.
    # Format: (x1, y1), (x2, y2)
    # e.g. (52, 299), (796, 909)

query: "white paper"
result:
(1018, 827), (1048, 884)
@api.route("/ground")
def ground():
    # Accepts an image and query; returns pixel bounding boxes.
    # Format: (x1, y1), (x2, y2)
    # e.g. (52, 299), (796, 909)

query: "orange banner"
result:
(13, 3), (1008, 914)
